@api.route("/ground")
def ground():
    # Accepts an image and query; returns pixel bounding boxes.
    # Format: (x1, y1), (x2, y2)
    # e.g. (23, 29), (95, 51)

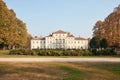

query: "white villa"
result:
(31, 30), (88, 49)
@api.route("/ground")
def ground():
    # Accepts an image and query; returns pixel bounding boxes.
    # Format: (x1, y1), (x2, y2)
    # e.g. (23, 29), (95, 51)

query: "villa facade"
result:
(31, 30), (88, 49)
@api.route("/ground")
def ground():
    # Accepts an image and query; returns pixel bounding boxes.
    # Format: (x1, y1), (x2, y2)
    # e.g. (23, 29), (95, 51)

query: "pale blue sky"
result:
(4, 0), (120, 38)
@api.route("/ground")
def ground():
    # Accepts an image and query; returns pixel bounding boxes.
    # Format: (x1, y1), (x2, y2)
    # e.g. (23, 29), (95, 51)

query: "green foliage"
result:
(83, 50), (92, 56)
(100, 38), (108, 49)
(25, 50), (36, 55)
(89, 37), (99, 48)
(9, 49), (95, 56)
(92, 48), (116, 56)
(9, 49), (35, 55)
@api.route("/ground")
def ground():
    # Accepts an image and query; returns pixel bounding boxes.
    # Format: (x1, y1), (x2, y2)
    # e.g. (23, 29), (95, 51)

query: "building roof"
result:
(52, 30), (67, 34)
(31, 30), (87, 41)
(75, 37), (87, 40)
(46, 34), (52, 37)
(67, 34), (74, 37)
(31, 37), (45, 40)
(40, 37), (45, 40)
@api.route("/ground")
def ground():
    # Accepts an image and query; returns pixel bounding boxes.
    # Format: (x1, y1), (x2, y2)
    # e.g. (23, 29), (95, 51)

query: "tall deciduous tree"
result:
(0, 0), (29, 49)
(25, 33), (32, 49)
(89, 37), (99, 48)
(100, 38), (108, 49)
(93, 4), (120, 48)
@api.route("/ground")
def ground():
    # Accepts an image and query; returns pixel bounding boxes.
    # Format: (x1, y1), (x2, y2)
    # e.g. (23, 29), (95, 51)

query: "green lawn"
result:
(0, 62), (120, 80)
(0, 50), (9, 55)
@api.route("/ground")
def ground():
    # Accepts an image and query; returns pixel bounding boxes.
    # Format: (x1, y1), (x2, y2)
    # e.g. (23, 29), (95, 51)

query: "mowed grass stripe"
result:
(60, 65), (85, 80)
(0, 62), (120, 80)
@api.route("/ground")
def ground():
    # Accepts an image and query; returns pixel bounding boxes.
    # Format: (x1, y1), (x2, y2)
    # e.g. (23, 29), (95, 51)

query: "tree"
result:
(0, 0), (29, 49)
(25, 33), (32, 49)
(0, 0), (12, 49)
(93, 20), (104, 39)
(93, 4), (120, 48)
(89, 37), (99, 48)
(100, 38), (108, 49)
(15, 18), (27, 48)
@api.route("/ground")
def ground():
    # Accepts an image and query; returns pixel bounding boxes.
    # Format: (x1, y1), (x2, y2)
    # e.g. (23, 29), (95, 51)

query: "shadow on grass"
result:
(0, 63), (65, 80)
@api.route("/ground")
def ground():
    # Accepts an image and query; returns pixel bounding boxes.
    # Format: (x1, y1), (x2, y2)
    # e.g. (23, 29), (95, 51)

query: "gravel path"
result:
(0, 58), (120, 62)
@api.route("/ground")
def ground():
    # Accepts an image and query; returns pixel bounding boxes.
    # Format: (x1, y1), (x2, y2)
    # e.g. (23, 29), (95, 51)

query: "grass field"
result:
(0, 62), (120, 80)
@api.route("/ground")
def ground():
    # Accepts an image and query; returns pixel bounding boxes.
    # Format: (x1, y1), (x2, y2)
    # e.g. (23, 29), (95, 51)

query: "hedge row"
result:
(9, 49), (92, 56)
(35, 49), (92, 56)
(9, 49), (116, 56)
(91, 48), (116, 55)
(9, 49), (35, 55)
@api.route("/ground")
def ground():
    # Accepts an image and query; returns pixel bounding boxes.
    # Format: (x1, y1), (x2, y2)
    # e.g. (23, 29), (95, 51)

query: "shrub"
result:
(37, 50), (46, 56)
(9, 49), (24, 55)
(9, 49), (36, 55)
(91, 48), (117, 56)
(91, 49), (97, 55)
(9, 49), (116, 56)
(83, 50), (92, 56)
(9, 50), (16, 55)
(25, 50), (36, 55)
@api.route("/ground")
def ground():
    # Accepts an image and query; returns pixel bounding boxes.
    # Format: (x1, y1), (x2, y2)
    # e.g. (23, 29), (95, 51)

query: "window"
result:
(59, 39), (62, 43)
(81, 41), (83, 44)
(56, 39), (58, 43)
(63, 39), (65, 43)
(36, 41), (38, 43)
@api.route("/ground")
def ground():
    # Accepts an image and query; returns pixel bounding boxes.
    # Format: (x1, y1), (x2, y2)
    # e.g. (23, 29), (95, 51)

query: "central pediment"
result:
(52, 30), (67, 34)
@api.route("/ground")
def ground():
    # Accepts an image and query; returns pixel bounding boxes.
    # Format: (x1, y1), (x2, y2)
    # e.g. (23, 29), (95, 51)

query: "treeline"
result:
(0, 0), (32, 49)
(90, 5), (120, 49)
(89, 4), (120, 55)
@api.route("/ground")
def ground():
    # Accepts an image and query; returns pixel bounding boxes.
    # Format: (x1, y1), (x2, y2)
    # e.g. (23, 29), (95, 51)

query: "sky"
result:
(3, 0), (120, 38)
